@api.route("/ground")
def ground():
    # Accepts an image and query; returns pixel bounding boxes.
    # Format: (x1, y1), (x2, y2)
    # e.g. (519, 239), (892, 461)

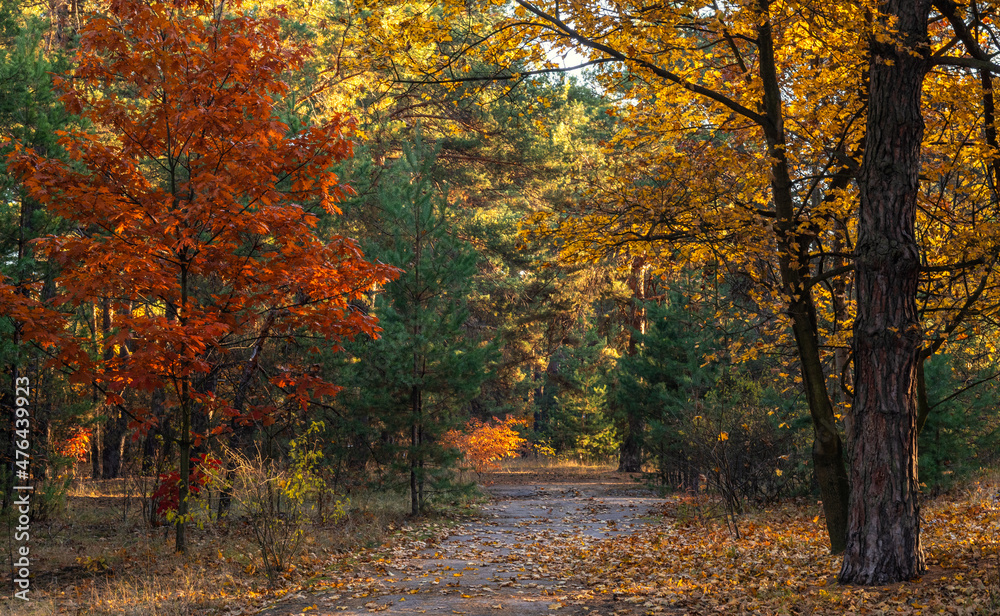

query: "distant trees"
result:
(0, 0), (77, 511)
(1, 0), (626, 531)
(3, 0), (1000, 592)
(616, 284), (810, 508)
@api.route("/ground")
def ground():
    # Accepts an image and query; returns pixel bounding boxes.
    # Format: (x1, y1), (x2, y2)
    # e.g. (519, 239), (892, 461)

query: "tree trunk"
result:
(410, 385), (420, 516)
(90, 384), (102, 479)
(839, 0), (930, 585)
(176, 262), (191, 553)
(176, 391), (191, 553)
(101, 406), (126, 479)
(98, 296), (126, 479)
(617, 415), (643, 473)
(1, 365), (17, 512)
(418, 424), (425, 512)
(916, 358), (930, 435)
(218, 312), (275, 519)
(755, 0), (850, 553)
(618, 256), (646, 473)
(142, 387), (165, 475)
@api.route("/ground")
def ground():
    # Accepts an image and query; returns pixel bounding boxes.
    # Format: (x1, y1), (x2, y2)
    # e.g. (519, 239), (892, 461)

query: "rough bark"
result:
(839, 0), (930, 585)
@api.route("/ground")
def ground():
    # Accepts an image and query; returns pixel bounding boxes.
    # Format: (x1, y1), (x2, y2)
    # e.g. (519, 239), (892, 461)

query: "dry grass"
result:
(0, 459), (600, 615)
(0, 477), (414, 616)
(500, 455), (618, 472)
(470, 455), (629, 487)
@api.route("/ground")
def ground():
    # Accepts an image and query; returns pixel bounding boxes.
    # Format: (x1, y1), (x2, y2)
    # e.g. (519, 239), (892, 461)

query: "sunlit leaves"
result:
(442, 416), (528, 474)
(6, 0), (398, 428)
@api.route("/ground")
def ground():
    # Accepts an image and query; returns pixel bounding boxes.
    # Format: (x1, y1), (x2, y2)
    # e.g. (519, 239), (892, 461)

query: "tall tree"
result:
(840, 0), (931, 584)
(0, 0), (77, 506)
(7, 0), (396, 552)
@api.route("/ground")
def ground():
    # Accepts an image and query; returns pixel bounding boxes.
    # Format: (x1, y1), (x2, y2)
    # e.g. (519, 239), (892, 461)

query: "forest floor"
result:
(5, 465), (1000, 616)
(258, 467), (659, 616)
(253, 466), (1000, 616)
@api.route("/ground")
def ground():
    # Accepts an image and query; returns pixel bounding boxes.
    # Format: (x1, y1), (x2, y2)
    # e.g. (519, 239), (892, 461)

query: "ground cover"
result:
(3, 464), (999, 616)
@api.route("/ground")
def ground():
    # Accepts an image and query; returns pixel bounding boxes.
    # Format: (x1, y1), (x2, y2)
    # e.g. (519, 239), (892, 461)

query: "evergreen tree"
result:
(533, 325), (617, 461)
(615, 286), (808, 507)
(340, 137), (494, 515)
(918, 353), (1000, 493)
(0, 3), (77, 508)
(614, 290), (721, 488)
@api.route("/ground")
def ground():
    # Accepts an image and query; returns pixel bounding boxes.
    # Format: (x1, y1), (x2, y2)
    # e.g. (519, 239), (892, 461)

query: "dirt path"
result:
(259, 474), (664, 616)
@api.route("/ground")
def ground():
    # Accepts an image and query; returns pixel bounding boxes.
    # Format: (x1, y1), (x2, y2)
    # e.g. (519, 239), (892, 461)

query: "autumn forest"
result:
(2, 0), (1000, 614)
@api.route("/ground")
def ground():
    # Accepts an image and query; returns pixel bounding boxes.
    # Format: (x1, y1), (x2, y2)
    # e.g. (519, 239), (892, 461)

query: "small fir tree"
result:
(341, 137), (494, 515)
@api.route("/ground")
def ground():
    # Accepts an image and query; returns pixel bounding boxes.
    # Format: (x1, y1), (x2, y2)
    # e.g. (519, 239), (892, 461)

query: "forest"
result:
(1, 0), (1000, 614)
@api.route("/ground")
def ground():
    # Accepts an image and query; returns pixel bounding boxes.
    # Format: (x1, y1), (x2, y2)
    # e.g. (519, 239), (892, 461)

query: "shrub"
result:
(442, 416), (528, 474)
(226, 422), (347, 584)
(677, 379), (809, 515)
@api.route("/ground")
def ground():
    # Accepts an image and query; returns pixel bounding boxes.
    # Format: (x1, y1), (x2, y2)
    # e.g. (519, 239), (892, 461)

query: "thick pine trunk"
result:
(839, 0), (930, 585)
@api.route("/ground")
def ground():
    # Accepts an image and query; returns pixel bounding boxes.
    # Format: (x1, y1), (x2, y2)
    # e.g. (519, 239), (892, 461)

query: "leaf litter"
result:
(261, 476), (1000, 616)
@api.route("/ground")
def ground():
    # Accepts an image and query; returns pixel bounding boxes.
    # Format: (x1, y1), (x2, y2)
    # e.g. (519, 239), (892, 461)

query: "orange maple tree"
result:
(7, 0), (397, 551)
(442, 416), (528, 474)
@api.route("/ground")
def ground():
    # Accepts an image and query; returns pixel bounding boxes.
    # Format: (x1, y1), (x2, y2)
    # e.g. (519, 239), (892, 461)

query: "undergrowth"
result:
(0, 478), (434, 616)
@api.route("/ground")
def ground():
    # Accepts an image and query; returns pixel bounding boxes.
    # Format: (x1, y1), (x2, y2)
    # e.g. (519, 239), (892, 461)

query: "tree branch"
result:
(512, 0), (767, 126)
(928, 369), (1000, 411)
(397, 58), (619, 84)
(806, 264), (855, 289)
(929, 55), (1000, 72)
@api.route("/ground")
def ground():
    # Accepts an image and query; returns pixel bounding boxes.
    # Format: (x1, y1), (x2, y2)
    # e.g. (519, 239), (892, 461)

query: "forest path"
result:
(259, 472), (665, 616)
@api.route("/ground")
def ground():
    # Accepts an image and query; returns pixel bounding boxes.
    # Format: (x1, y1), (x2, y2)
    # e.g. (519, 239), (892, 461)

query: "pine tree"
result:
(614, 290), (720, 489)
(0, 1), (77, 509)
(342, 137), (495, 515)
